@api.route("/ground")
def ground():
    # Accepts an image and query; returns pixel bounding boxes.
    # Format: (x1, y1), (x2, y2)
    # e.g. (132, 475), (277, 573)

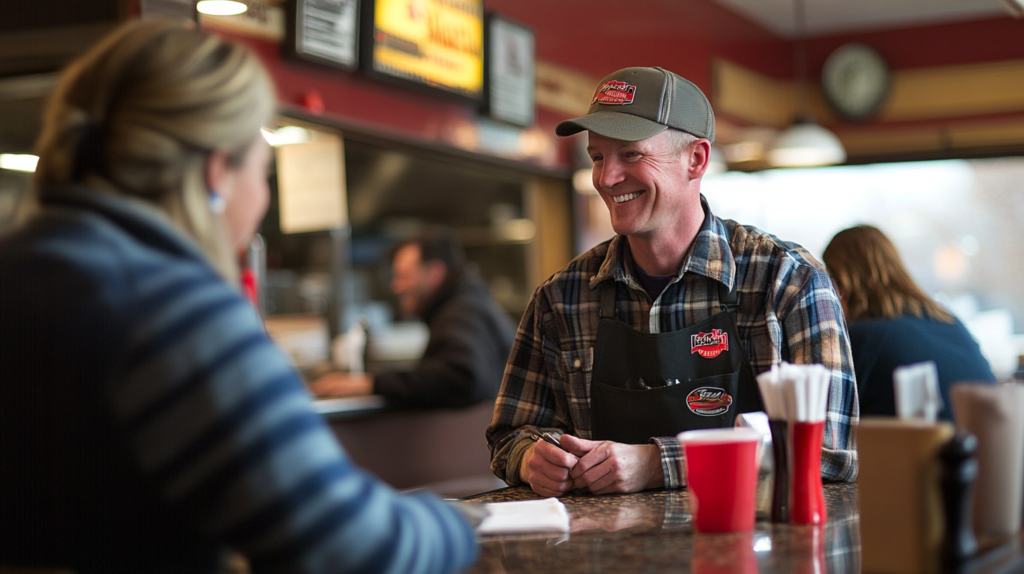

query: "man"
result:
(486, 67), (858, 498)
(312, 228), (516, 408)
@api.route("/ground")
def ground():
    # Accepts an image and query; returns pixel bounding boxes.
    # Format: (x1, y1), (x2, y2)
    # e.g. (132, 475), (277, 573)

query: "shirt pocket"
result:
(561, 347), (593, 392)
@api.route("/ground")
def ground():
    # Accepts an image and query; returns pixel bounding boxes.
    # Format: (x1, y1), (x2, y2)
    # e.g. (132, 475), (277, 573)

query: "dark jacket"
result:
(848, 313), (996, 420)
(374, 271), (517, 408)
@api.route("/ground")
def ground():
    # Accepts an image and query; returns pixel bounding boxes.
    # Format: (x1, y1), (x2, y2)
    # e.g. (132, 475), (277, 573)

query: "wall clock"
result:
(821, 43), (890, 121)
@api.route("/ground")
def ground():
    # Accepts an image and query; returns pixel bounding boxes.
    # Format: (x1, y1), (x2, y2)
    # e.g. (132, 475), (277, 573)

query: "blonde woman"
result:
(0, 20), (477, 573)
(823, 225), (994, 420)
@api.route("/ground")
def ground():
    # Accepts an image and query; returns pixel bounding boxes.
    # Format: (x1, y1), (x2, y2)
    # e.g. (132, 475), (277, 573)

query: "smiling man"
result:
(486, 67), (859, 497)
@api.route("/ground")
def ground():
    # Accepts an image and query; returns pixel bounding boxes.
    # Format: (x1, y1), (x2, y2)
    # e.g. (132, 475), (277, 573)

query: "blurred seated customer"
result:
(0, 20), (477, 574)
(823, 225), (995, 420)
(311, 228), (517, 408)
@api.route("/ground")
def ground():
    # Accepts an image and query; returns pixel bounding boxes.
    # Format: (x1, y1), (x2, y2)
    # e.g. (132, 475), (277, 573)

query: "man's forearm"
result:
(640, 444), (666, 490)
(518, 441), (536, 486)
(491, 429), (536, 485)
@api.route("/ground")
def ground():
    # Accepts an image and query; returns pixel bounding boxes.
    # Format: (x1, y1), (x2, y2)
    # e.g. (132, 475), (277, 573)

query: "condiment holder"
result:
(755, 362), (830, 525)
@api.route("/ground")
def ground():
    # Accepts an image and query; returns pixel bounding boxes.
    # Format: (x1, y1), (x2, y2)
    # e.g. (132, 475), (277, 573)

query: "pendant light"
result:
(196, 1), (248, 16)
(767, 0), (846, 168)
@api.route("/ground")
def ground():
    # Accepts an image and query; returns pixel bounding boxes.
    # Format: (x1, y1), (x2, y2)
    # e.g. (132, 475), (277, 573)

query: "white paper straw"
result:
(756, 363), (783, 419)
(781, 367), (797, 423)
(810, 367), (820, 422)
(768, 362), (833, 422)
(798, 366), (806, 421)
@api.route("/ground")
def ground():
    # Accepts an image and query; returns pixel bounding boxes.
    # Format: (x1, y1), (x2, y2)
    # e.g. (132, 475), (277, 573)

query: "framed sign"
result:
(363, 0), (484, 102)
(484, 14), (535, 127)
(287, 0), (360, 70)
(140, 0), (197, 21)
(276, 132), (348, 234)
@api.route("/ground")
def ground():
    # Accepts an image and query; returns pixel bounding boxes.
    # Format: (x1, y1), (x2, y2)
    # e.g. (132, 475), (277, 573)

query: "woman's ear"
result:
(204, 149), (235, 199)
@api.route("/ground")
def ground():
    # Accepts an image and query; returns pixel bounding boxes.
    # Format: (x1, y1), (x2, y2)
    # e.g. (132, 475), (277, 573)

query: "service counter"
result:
(463, 483), (1024, 574)
(315, 397), (505, 497)
(314, 397), (1024, 572)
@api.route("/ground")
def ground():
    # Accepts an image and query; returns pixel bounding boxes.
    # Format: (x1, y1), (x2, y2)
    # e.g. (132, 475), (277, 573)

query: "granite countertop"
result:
(463, 482), (860, 574)
(463, 481), (1024, 574)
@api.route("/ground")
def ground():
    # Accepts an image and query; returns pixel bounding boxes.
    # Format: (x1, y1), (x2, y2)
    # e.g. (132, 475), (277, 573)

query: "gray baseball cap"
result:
(556, 67), (715, 144)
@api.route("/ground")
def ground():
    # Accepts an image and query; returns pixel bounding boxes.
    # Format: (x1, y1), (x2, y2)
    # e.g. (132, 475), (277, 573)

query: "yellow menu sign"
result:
(372, 0), (483, 98)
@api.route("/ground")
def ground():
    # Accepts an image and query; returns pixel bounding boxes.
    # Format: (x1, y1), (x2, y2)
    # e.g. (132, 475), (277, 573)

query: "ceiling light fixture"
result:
(196, 0), (248, 16)
(0, 153), (39, 173)
(767, 0), (846, 168)
(768, 121), (846, 167)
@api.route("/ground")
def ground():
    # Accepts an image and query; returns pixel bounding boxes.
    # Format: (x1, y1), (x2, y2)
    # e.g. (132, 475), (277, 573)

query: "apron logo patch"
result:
(592, 80), (636, 105)
(691, 329), (729, 359)
(686, 387), (733, 417)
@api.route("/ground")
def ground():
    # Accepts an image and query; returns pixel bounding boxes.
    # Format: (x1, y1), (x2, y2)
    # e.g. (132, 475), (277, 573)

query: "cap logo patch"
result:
(691, 329), (729, 359)
(686, 387), (733, 416)
(592, 80), (636, 106)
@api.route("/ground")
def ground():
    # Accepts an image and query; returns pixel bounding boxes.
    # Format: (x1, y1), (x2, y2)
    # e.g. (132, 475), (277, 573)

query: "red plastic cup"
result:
(790, 421), (827, 525)
(678, 428), (763, 533)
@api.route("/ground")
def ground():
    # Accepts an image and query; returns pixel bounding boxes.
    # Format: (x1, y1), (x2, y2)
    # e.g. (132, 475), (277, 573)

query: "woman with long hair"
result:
(823, 225), (995, 419)
(0, 20), (477, 573)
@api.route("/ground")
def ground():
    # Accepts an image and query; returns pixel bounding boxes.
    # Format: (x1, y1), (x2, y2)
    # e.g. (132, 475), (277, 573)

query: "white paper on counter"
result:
(476, 498), (570, 536)
(894, 361), (942, 421)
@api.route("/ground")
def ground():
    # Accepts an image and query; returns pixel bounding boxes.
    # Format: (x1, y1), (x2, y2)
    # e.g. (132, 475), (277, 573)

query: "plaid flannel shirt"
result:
(487, 195), (859, 489)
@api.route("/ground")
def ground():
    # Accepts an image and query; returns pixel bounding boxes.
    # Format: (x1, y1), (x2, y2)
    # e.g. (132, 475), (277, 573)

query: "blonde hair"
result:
(26, 19), (276, 280)
(823, 225), (953, 323)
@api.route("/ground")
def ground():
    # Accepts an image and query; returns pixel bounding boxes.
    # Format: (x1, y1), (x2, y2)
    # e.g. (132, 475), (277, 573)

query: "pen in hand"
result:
(532, 430), (569, 453)
(530, 431), (590, 495)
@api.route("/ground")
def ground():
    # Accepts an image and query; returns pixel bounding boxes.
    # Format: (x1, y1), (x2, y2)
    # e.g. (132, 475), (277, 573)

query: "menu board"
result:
(369, 0), (484, 100)
(140, 0), (196, 21)
(291, 0), (359, 70)
(486, 15), (535, 127)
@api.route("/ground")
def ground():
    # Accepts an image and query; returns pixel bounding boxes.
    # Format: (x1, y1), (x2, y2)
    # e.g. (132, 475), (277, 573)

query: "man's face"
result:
(587, 130), (693, 238)
(390, 244), (443, 318)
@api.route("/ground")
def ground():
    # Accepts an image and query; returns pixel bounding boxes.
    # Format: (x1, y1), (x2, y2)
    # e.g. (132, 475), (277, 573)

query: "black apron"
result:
(590, 279), (763, 444)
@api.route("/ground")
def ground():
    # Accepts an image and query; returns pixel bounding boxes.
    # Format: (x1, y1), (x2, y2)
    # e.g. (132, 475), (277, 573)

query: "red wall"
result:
(485, 0), (790, 83)
(215, 0), (784, 171)
(807, 17), (1024, 72)
(218, 1), (1024, 171)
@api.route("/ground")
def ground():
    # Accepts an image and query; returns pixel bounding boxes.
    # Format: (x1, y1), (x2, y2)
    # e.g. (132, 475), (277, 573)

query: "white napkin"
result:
(476, 498), (570, 535)
(893, 361), (942, 422)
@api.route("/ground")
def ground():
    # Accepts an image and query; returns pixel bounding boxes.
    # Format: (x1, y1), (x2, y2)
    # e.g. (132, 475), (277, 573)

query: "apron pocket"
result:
(591, 370), (742, 445)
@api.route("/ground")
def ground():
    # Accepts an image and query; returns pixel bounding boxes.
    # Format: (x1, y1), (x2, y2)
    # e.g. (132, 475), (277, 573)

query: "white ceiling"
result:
(712, 0), (1011, 37)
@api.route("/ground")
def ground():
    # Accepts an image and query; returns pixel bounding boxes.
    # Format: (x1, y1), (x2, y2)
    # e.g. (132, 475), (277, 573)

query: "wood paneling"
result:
(525, 175), (573, 288)
(840, 118), (1024, 158)
(949, 120), (1024, 148)
(535, 61), (596, 117)
(712, 60), (795, 129)
(881, 59), (1024, 122)
(714, 57), (1024, 161)
(839, 128), (947, 156)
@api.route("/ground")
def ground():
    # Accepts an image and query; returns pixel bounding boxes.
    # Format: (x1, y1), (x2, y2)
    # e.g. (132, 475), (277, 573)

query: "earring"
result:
(209, 189), (226, 214)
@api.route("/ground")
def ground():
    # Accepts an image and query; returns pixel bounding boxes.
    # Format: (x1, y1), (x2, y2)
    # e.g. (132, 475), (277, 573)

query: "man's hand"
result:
(561, 435), (663, 495)
(308, 372), (374, 397)
(521, 439), (579, 497)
